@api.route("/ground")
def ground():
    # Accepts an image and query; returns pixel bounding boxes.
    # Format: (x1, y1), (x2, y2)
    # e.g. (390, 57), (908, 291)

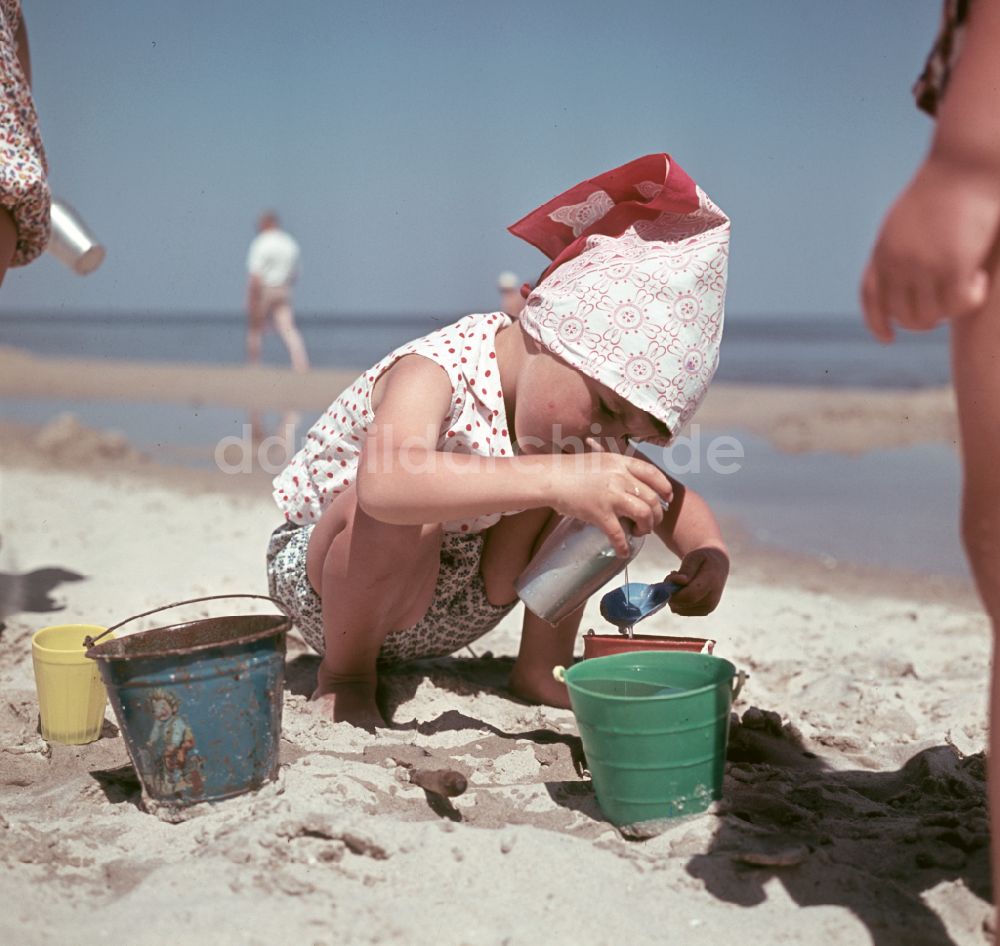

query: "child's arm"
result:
(356, 356), (673, 555)
(862, 0), (1000, 340)
(654, 477), (729, 616)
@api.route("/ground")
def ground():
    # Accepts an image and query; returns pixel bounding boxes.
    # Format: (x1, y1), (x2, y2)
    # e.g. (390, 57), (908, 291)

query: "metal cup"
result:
(47, 199), (106, 275)
(514, 517), (645, 625)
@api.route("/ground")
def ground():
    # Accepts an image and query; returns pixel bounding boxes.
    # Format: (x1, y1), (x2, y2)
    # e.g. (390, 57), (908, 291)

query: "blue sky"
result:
(3, 0), (940, 319)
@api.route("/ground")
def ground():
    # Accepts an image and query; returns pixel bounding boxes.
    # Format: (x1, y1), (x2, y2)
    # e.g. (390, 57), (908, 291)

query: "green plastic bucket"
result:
(556, 651), (746, 827)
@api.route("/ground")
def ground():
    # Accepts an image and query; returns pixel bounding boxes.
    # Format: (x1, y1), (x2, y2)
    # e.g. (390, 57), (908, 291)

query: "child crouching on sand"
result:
(267, 154), (732, 730)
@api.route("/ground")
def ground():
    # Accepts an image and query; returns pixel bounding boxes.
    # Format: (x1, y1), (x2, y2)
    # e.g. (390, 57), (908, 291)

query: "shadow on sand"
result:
(286, 650), (988, 943)
(689, 712), (990, 946)
(0, 565), (86, 627)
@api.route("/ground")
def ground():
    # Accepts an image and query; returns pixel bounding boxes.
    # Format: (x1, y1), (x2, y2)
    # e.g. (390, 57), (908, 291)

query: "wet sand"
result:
(0, 343), (959, 454)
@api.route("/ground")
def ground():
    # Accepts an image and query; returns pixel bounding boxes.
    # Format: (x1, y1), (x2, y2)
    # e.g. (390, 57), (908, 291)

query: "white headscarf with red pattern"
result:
(508, 154), (730, 437)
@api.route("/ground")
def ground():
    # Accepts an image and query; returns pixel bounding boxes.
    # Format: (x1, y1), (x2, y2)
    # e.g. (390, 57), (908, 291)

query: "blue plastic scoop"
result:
(599, 581), (682, 636)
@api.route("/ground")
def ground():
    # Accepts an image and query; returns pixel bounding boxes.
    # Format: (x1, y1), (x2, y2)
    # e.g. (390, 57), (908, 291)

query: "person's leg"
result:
(952, 271), (1000, 914)
(246, 298), (265, 365)
(480, 508), (583, 708)
(305, 484), (442, 728)
(272, 299), (310, 373)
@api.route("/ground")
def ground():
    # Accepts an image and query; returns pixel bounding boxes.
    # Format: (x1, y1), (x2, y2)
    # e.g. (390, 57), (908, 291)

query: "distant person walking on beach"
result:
(861, 0), (1000, 920)
(0, 1), (51, 287)
(497, 270), (525, 318)
(245, 211), (310, 373)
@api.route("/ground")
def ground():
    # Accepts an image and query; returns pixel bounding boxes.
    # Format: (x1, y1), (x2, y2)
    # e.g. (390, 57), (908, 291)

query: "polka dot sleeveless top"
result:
(272, 311), (515, 534)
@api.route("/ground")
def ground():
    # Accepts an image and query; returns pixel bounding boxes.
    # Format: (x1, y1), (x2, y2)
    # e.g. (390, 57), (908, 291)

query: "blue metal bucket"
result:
(85, 595), (289, 810)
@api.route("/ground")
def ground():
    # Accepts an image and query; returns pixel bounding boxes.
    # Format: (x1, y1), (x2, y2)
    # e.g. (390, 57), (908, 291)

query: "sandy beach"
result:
(0, 348), (991, 946)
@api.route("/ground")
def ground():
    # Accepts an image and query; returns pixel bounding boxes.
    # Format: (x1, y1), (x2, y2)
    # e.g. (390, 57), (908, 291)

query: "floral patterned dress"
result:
(0, 0), (50, 265)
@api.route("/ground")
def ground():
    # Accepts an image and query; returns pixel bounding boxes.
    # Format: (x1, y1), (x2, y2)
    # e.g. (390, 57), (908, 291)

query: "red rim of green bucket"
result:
(582, 632), (716, 660)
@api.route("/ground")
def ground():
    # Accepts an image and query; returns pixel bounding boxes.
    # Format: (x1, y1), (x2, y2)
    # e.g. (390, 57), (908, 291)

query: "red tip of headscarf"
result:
(508, 154), (701, 286)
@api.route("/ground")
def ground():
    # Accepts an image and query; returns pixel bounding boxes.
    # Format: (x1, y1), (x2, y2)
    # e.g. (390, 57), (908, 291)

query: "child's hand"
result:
(862, 155), (1000, 342)
(665, 547), (729, 616)
(550, 438), (673, 557)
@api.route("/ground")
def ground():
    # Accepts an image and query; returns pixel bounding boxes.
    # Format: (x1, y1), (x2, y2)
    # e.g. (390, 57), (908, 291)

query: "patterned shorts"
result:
(265, 522), (517, 664)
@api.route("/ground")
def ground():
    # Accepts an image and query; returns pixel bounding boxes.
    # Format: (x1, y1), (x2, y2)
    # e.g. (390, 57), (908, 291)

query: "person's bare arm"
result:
(862, 1), (1000, 339)
(933, 0), (1000, 176)
(653, 477), (729, 616)
(355, 356), (673, 555)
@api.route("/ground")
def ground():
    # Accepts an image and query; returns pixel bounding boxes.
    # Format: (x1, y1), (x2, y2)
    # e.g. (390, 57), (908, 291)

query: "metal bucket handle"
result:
(83, 594), (289, 649)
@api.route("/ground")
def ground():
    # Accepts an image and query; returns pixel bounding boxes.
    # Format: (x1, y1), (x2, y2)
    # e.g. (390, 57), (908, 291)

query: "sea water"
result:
(0, 310), (952, 387)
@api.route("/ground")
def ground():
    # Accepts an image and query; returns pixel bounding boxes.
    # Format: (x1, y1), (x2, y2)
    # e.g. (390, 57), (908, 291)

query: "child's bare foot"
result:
(310, 670), (385, 731)
(509, 663), (572, 710)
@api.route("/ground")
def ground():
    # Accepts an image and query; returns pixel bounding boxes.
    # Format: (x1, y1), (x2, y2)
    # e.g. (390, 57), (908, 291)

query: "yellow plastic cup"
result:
(31, 624), (113, 745)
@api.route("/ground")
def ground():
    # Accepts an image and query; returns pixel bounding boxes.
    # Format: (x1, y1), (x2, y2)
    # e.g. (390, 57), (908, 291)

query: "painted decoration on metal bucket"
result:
(143, 688), (205, 798)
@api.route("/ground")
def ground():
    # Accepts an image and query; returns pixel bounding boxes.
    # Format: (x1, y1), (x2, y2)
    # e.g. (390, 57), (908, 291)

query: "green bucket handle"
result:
(82, 594), (289, 650)
(553, 664), (749, 702)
